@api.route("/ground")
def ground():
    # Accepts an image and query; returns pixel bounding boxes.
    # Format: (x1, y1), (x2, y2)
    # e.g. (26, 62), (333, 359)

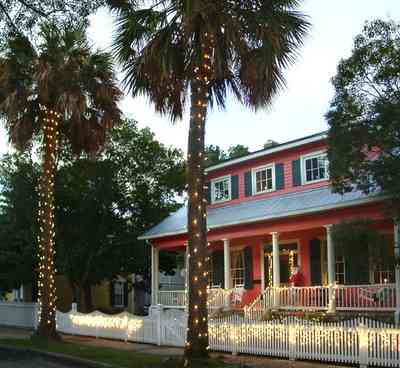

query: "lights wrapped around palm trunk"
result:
(37, 106), (61, 333)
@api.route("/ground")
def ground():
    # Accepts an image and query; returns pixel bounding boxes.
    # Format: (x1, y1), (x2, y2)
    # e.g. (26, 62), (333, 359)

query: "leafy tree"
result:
(0, 0), (103, 46)
(0, 152), (39, 292)
(205, 144), (249, 166)
(109, 0), (309, 358)
(204, 145), (227, 167)
(56, 119), (185, 311)
(327, 19), (400, 217)
(0, 120), (185, 312)
(332, 219), (394, 284)
(0, 24), (121, 338)
(227, 144), (249, 160)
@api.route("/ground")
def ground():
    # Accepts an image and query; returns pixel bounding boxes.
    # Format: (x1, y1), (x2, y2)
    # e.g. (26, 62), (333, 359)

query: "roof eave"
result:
(138, 194), (383, 241)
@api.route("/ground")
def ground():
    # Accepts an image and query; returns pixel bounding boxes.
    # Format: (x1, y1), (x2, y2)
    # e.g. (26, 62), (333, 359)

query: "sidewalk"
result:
(0, 326), (349, 368)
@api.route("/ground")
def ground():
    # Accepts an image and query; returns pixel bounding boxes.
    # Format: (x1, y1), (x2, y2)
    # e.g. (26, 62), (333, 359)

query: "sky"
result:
(0, 0), (399, 155)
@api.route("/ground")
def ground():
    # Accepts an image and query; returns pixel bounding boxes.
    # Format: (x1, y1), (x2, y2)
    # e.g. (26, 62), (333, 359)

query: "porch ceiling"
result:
(139, 186), (382, 240)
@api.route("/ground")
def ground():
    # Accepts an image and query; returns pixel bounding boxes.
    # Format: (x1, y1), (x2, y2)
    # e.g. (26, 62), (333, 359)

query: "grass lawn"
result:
(0, 338), (234, 368)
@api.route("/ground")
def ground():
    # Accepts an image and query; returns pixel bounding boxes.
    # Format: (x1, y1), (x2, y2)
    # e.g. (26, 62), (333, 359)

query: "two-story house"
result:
(140, 131), (398, 314)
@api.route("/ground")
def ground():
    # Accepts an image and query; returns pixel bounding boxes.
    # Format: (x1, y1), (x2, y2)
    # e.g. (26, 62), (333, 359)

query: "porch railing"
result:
(158, 290), (187, 307)
(251, 284), (396, 312)
(157, 288), (243, 309)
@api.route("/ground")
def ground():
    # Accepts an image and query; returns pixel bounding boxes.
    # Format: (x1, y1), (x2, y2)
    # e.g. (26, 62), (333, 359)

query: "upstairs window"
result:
(253, 164), (275, 194)
(302, 152), (329, 184)
(211, 176), (231, 203)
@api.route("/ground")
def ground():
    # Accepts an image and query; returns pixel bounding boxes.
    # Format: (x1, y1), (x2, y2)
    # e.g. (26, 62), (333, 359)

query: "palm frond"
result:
(0, 22), (122, 155)
(110, 0), (310, 118)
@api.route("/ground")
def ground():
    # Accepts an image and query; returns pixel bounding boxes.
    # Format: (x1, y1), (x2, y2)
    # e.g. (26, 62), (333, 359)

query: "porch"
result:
(155, 283), (397, 312)
(150, 215), (400, 316)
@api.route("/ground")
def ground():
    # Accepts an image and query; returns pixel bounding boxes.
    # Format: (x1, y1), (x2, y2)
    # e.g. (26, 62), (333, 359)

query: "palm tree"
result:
(0, 24), (122, 339)
(109, 0), (309, 359)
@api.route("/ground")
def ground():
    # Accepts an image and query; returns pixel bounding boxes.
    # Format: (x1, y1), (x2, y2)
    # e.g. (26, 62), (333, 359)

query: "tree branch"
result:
(0, 3), (19, 33)
(17, 0), (48, 17)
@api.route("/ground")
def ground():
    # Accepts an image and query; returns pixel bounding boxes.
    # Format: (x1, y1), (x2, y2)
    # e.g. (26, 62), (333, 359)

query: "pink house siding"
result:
(147, 133), (392, 307)
(207, 140), (328, 209)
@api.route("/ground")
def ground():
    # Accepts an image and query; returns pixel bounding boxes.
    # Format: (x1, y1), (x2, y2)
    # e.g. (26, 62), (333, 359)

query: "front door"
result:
(264, 243), (299, 287)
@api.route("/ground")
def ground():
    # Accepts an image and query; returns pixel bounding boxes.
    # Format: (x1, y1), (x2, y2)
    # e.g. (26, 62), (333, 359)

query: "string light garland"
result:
(185, 31), (214, 356)
(36, 106), (60, 337)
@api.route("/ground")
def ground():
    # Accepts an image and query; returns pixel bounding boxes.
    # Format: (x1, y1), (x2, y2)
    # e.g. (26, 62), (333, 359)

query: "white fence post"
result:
(288, 318), (297, 361)
(157, 307), (162, 346)
(358, 319), (368, 368)
(231, 315), (238, 356)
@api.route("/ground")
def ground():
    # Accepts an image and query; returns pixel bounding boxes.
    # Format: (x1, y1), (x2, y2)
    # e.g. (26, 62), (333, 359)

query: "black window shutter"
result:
(346, 253), (369, 285)
(205, 182), (211, 204)
(292, 159), (302, 187)
(275, 163), (285, 190)
(110, 281), (115, 307)
(244, 247), (253, 289)
(123, 282), (129, 307)
(309, 239), (322, 285)
(244, 171), (252, 197)
(212, 251), (225, 287)
(231, 175), (239, 199)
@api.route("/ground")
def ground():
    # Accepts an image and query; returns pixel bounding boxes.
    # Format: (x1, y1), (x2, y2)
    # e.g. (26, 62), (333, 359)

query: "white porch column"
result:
(325, 224), (336, 314)
(223, 239), (231, 290)
(272, 232), (280, 287)
(151, 245), (159, 305)
(223, 239), (231, 308)
(272, 232), (280, 308)
(394, 221), (400, 325)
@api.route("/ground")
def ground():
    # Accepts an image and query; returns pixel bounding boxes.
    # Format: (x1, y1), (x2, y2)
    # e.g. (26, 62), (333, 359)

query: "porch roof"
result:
(139, 186), (381, 240)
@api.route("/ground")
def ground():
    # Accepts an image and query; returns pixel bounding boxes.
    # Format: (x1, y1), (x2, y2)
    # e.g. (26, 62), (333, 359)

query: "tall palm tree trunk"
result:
(36, 107), (60, 339)
(184, 33), (213, 360)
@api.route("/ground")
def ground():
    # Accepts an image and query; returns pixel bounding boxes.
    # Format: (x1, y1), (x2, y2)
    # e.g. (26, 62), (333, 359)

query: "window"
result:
(113, 281), (125, 307)
(302, 152), (329, 184)
(231, 250), (245, 288)
(335, 256), (346, 285)
(371, 232), (395, 284)
(253, 165), (275, 194)
(211, 176), (231, 203)
(207, 255), (221, 288)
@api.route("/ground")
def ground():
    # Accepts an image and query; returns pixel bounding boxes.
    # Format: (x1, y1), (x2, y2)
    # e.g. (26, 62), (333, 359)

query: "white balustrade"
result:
(157, 290), (187, 307)
(156, 288), (243, 309)
(335, 284), (396, 311)
(255, 284), (396, 312)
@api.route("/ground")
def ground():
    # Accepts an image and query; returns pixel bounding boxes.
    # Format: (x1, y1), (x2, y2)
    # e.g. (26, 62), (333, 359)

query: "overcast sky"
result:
(0, 1), (398, 155)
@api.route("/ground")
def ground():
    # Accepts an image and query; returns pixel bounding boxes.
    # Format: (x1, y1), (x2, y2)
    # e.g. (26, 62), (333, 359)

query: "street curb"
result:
(0, 344), (120, 368)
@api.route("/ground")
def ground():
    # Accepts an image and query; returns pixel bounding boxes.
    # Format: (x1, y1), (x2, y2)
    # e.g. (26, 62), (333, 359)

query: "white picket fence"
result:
(1, 301), (400, 367)
(56, 306), (187, 348)
(0, 302), (38, 328)
(209, 315), (400, 367)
